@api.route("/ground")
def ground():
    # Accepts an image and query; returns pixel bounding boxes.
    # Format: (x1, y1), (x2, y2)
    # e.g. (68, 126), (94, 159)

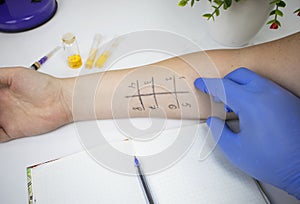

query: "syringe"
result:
(30, 46), (61, 70)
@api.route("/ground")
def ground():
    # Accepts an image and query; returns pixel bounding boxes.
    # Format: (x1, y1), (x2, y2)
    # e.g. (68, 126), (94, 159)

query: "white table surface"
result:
(0, 0), (300, 203)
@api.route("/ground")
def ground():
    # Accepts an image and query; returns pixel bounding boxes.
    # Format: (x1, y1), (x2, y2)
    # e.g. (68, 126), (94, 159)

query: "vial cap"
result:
(62, 33), (76, 44)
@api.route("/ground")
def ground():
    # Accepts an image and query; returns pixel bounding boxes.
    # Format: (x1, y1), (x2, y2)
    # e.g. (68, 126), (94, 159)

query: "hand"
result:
(0, 67), (72, 142)
(194, 68), (300, 199)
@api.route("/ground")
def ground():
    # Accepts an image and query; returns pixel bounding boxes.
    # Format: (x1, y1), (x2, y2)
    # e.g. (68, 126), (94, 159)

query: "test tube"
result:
(95, 38), (119, 69)
(85, 34), (102, 69)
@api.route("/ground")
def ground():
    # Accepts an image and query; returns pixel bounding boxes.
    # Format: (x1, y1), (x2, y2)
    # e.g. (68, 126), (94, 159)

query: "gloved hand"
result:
(194, 67), (300, 199)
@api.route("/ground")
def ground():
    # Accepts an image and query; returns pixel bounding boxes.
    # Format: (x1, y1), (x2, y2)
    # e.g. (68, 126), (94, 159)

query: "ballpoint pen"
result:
(134, 156), (155, 204)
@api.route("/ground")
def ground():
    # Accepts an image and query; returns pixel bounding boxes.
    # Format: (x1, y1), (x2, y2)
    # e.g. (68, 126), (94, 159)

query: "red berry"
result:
(270, 22), (279, 29)
(298, 11), (300, 16)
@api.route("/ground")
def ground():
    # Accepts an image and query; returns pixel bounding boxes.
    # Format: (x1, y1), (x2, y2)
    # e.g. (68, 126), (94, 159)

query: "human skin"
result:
(0, 32), (299, 142)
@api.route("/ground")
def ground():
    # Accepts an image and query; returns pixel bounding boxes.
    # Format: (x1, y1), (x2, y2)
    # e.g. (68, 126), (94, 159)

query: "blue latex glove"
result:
(194, 68), (300, 199)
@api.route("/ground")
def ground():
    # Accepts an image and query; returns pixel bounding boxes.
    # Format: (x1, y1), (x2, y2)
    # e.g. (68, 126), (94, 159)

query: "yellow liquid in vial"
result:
(68, 54), (82, 69)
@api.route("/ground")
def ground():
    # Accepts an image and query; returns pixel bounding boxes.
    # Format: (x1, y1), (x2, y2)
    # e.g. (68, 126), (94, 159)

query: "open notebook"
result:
(27, 123), (269, 204)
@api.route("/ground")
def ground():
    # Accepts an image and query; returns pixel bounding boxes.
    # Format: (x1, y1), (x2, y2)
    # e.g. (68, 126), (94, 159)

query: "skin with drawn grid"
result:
(124, 75), (192, 113)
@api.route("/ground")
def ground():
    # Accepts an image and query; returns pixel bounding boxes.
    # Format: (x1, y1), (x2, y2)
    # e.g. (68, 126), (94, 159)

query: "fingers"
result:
(194, 77), (240, 109)
(224, 67), (262, 85)
(194, 68), (262, 111)
(0, 67), (29, 88)
(0, 127), (11, 142)
(206, 117), (241, 163)
(0, 68), (15, 88)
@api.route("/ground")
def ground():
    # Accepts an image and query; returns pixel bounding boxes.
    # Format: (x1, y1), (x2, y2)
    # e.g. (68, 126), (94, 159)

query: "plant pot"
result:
(206, 0), (274, 47)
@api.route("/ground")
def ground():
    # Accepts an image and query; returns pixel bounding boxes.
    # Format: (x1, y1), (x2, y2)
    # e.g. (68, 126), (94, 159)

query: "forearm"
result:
(63, 52), (231, 121)
(62, 32), (300, 121)
(229, 32), (300, 97)
(2, 33), (297, 141)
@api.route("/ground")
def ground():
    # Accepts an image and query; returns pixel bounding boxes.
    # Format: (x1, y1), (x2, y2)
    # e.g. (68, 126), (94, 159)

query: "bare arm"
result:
(63, 32), (300, 121)
(0, 32), (299, 141)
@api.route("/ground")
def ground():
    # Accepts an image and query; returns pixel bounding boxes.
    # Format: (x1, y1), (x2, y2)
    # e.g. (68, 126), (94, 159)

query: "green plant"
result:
(178, 0), (300, 29)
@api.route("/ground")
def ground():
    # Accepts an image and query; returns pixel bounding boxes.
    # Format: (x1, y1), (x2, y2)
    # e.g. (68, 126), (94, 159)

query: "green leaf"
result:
(203, 13), (214, 21)
(191, 0), (195, 7)
(267, 19), (276, 25)
(178, 0), (189, 7)
(294, 8), (300, 13)
(203, 13), (212, 18)
(213, 0), (223, 6)
(275, 20), (281, 27)
(275, 9), (283, 17)
(270, 0), (281, 5)
(223, 0), (232, 10)
(276, 1), (286, 7)
(269, 10), (276, 16)
(212, 5), (220, 16)
(215, 8), (220, 16)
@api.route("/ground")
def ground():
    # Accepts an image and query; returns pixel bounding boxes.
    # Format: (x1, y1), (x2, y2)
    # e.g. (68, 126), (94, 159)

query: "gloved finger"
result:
(207, 90), (234, 113)
(194, 77), (241, 109)
(213, 96), (222, 103)
(224, 67), (262, 85)
(224, 105), (233, 113)
(207, 117), (241, 163)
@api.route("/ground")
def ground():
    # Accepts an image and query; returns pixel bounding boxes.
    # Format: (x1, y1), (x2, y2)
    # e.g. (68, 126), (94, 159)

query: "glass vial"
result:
(62, 33), (82, 69)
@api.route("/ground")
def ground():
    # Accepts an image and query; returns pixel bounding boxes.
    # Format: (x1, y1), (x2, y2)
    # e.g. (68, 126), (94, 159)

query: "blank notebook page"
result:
(28, 124), (268, 204)
(144, 125), (268, 203)
(30, 151), (144, 204)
